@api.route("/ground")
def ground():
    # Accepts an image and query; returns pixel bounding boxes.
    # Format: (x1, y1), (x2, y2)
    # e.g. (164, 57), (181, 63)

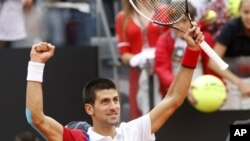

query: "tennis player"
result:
(26, 23), (204, 141)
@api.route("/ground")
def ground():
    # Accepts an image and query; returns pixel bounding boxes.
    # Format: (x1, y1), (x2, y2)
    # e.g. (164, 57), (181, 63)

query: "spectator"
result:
(199, 0), (232, 37)
(0, 0), (34, 48)
(115, 0), (168, 118)
(207, 0), (250, 109)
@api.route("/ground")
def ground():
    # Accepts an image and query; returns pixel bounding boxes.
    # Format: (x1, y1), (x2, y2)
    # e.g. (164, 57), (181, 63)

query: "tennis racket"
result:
(129, 0), (229, 70)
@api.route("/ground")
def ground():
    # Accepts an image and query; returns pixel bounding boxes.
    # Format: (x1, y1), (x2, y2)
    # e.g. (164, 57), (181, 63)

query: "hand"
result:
(237, 80), (250, 97)
(22, 0), (33, 12)
(129, 48), (155, 68)
(30, 42), (55, 63)
(183, 23), (204, 50)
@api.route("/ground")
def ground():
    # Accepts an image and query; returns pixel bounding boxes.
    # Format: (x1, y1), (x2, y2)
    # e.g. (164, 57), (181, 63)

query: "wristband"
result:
(181, 47), (200, 69)
(27, 61), (45, 82)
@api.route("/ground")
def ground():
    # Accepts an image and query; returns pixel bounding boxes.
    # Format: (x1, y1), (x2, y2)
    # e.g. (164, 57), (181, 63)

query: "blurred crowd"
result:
(0, 0), (114, 48)
(115, 0), (250, 119)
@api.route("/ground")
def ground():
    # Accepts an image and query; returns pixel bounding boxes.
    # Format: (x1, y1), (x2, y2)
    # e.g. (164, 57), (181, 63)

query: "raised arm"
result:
(26, 42), (63, 140)
(150, 24), (204, 133)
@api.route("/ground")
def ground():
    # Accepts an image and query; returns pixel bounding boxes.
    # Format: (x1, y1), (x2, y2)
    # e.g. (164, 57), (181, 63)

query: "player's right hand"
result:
(30, 42), (55, 63)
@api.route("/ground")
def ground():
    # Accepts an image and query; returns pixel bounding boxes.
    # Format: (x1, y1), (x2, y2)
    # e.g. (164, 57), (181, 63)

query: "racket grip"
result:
(199, 41), (229, 70)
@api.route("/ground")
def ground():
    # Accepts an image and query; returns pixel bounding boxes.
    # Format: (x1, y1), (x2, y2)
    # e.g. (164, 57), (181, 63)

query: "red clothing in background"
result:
(154, 30), (220, 96)
(116, 12), (168, 119)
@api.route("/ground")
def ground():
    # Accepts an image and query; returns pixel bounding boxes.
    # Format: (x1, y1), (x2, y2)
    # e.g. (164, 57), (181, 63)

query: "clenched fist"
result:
(30, 42), (55, 63)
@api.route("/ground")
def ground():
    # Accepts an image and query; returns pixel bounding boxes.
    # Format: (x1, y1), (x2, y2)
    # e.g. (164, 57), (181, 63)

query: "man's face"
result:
(91, 89), (120, 126)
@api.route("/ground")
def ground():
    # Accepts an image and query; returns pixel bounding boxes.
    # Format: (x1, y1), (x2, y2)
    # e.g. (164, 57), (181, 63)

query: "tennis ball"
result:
(206, 10), (217, 21)
(189, 75), (227, 113)
(226, 0), (241, 17)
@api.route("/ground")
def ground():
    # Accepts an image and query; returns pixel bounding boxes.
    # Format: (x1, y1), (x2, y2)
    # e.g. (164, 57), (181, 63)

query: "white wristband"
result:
(27, 61), (45, 82)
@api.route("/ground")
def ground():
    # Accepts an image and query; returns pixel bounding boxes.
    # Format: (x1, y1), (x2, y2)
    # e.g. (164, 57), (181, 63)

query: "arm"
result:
(115, 12), (133, 65)
(150, 24), (204, 133)
(207, 42), (250, 96)
(26, 42), (63, 141)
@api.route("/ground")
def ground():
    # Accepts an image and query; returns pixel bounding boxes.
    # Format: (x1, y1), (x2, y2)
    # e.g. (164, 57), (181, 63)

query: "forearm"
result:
(150, 47), (199, 133)
(208, 61), (240, 85)
(26, 81), (45, 125)
(150, 66), (194, 133)
(167, 66), (194, 103)
(26, 61), (46, 125)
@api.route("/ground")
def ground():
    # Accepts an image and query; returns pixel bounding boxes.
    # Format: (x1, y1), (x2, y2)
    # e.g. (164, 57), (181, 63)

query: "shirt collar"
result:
(87, 127), (122, 141)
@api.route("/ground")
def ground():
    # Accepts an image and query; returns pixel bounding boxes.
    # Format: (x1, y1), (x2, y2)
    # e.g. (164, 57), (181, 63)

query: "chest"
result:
(226, 35), (250, 57)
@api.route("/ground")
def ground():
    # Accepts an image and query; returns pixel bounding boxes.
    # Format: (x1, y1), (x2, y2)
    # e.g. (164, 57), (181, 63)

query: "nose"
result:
(109, 101), (119, 109)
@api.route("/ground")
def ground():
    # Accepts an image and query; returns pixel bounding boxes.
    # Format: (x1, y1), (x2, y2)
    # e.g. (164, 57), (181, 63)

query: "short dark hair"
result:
(83, 78), (116, 105)
(15, 131), (40, 141)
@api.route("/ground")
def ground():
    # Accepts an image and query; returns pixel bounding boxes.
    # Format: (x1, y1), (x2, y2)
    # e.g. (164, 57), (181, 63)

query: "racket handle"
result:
(199, 41), (229, 70)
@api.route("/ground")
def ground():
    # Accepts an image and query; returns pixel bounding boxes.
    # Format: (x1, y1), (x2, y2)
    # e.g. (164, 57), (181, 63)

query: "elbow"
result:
(168, 95), (186, 109)
(26, 108), (44, 127)
(173, 98), (184, 109)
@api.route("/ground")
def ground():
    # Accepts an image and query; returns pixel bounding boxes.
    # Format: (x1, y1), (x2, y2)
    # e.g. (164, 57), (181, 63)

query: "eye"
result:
(114, 97), (119, 104)
(101, 99), (109, 105)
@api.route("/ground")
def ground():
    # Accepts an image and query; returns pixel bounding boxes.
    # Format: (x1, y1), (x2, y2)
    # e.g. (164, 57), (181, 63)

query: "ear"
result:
(85, 104), (94, 115)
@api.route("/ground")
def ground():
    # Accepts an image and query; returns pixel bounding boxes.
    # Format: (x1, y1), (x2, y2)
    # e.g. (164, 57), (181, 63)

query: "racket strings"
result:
(131, 0), (186, 25)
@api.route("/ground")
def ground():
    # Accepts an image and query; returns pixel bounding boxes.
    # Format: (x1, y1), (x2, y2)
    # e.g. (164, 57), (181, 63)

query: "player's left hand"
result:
(183, 22), (204, 50)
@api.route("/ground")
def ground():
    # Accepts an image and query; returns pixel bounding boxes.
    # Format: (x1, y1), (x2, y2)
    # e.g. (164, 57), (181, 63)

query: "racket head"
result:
(129, 0), (186, 26)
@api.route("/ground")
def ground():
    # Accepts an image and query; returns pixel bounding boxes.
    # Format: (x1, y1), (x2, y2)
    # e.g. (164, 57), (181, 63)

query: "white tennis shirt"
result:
(87, 114), (156, 141)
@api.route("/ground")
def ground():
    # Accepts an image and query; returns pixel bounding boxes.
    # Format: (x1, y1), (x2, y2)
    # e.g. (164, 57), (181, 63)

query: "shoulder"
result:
(65, 121), (91, 133)
(223, 17), (242, 29)
(120, 114), (151, 128)
(63, 127), (89, 141)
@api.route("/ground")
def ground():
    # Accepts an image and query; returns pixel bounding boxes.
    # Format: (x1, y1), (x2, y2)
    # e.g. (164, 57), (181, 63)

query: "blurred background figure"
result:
(14, 131), (40, 141)
(43, 0), (96, 47)
(0, 0), (34, 48)
(115, 0), (168, 119)
(207, 0), (250, 110)
(189, 0), (210, 19)
(199, 0), (233, 37)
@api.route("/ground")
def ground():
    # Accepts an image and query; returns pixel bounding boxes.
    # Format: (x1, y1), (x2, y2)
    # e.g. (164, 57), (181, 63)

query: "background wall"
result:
(156, 101), (250, 141)
(0, 47), (98, 140)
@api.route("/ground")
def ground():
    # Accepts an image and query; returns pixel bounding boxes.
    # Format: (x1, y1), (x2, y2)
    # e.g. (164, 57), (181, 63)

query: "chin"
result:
(107, 118), (120, 125)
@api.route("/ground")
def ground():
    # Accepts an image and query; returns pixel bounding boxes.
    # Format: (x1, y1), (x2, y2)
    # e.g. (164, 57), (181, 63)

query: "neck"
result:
(92, 123), (117, 138)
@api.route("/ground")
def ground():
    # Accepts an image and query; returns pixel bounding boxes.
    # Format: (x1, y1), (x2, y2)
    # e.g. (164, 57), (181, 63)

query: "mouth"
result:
(107, 113), (118, 118)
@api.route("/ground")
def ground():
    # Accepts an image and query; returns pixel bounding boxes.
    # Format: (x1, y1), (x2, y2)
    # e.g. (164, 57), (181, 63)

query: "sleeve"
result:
(63, 127), (89, 141)
(154, 32), (174, 90)
(127, 114), (156, 141)
(115, 12), (130, 55)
